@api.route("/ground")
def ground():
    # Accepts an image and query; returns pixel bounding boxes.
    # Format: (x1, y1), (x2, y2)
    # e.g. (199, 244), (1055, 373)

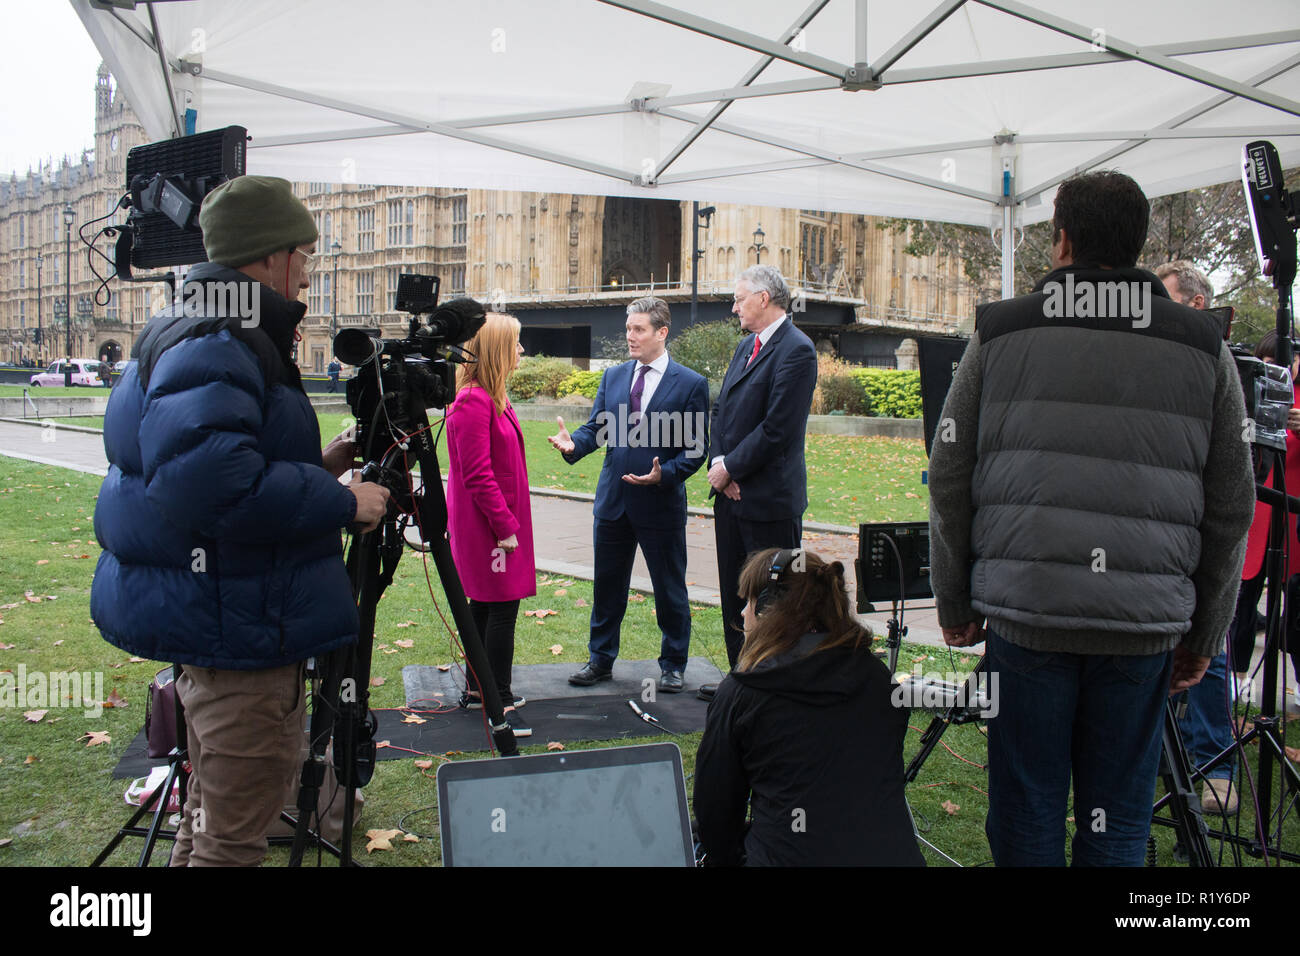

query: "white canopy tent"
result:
(74, 0), (1300, 295)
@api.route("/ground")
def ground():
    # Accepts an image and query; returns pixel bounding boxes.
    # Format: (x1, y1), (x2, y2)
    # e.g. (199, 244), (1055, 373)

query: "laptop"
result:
(437, 742), (695, 866)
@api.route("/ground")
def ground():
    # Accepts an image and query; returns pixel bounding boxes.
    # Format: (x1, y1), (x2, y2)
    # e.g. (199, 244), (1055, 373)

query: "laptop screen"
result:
(437, 742), (694, 867)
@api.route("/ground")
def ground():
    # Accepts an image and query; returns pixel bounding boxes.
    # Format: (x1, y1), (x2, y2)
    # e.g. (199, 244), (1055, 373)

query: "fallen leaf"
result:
(365, 828), (403, 853)
(414, 760), (434, 770)
(36, 560), (48, 566)
(52, 640), (63, 647)
(0, 839), (10, 848)
(403, 833), (420, 843)
(549, 644), (564, 655)
(23, 592), (41, 603)
(547, 741), (565, 751)
(395, 620), (418, 628)
(941, 801), (960, 816)
(82, 730), (111, 747)
(574, 598), (588, 608)
(628, 593), (646, 603)
(24, 756), (37, 765)
(376, 643), (389, 650)
(554, 588), (568, 597)
(0, 644), (14, 650)
(912, 655), (928, 664)
(437, 664), (451, 672)
(370, 677), (386, 687)
(382, 648), (398, 655)
(394, 639), (414, 649)
(402, 713), (427, 725)
(127, 657), (146, 663)
(23, 710), (47, 723)
(0, 603), (19, 610)
(103, 688), (128, 709)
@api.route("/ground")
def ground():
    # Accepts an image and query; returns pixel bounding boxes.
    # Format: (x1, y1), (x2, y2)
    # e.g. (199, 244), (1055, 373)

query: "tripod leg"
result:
(1159, 700), (1214, 867)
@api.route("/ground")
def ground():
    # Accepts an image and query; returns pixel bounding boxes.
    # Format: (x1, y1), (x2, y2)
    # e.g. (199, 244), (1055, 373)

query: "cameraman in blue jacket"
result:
(91, 175), (389, 866)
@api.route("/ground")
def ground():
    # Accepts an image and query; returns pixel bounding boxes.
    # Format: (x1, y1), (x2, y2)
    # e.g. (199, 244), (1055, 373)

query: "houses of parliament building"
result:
(1, 65), (978, 376)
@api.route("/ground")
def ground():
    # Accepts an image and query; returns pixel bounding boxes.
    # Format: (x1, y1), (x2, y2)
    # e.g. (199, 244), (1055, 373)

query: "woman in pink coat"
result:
(445, 313), (535, 721)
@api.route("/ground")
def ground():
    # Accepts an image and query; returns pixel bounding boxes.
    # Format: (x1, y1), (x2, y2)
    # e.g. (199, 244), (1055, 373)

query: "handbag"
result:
(145, 666), (179, 759)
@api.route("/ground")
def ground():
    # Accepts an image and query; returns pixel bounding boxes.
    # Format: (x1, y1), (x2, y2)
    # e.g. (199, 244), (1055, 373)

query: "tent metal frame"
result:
(89, 0), (1300, 294)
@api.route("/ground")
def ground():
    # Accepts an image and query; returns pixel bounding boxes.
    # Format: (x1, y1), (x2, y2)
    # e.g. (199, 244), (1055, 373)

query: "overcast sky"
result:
(1, 3), (106, 176)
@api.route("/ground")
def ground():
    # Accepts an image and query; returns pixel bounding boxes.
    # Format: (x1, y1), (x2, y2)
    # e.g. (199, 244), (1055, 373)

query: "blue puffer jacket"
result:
(91, 263), (360, 669)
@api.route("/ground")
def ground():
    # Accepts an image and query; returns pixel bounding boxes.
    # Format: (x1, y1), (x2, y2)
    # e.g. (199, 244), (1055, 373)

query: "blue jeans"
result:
(1177, 651), (1235, 781)
(985, 631), (1173, 866)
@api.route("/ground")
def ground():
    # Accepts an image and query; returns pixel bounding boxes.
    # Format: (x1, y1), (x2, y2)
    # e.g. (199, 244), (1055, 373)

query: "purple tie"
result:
(630, 364), (650, 416)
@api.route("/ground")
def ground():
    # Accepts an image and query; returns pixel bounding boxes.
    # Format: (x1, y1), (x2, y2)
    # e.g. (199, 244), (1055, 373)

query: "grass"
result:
(27, 407), (930, 528)
(0, 455), (965, 866)
(0, 385), (112, 397)
(3, 446), (1292, 868)
(313, 410), (929, 528)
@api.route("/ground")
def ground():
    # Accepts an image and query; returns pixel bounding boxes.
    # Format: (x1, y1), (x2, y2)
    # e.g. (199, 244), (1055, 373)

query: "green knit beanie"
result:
(199, 175), (318, 267)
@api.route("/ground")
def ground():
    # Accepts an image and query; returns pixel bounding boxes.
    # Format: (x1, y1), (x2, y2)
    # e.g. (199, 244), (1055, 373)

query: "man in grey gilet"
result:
(928, 170), (1255, 866)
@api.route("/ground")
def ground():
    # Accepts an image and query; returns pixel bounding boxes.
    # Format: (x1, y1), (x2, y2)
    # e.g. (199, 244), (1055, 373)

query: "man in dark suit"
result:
(549, 297), (710, 693)
(703, 265), (818, 698)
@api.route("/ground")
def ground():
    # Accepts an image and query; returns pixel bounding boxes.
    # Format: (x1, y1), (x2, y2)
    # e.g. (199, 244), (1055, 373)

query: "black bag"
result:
(145, 666), (179, 759)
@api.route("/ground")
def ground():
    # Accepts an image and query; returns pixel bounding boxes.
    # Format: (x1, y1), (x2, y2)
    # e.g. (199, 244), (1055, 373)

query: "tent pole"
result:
(1000, 144), (1016, 299)
(855, 0), (868, 73)
(1001, 203), (1014, 299)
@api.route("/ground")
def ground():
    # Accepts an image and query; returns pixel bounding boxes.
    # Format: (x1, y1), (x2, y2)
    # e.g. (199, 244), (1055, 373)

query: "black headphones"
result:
(755, 548), (799, 614)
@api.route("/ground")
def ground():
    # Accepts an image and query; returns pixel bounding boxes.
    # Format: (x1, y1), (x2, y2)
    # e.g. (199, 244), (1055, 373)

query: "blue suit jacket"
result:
(709, 318), (819, 521)
(565, 357), (709, 529)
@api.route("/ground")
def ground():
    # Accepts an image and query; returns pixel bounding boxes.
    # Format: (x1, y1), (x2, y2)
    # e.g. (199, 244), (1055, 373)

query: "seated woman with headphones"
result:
(693, 547), (924, 866)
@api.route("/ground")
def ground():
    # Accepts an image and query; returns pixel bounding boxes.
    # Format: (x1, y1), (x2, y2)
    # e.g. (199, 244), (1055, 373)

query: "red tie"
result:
(746, 335), (761, 366)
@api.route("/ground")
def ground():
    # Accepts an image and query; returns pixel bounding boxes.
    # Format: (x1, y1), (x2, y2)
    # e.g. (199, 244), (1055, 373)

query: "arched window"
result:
(323, 213), (332, 248)
(405, 201), (414, 246)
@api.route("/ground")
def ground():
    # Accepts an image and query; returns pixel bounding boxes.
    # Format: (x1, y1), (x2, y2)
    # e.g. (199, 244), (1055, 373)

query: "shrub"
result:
(852, 368), (922, 418)
(556, 369), (601, 400)
(670, 318), (744, 384)
(811, 354), (869, 415)
(507, 355), (578, 401)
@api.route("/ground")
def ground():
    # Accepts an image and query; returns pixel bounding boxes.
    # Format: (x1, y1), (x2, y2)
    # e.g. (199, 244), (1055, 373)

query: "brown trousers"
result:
(171, 662), (360, 866)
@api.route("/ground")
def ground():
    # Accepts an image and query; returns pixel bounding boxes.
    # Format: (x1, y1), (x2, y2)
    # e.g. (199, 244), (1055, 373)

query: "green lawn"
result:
(314, 410), (929, 528)
(2, 456), (1296, 866)
(33, 407), (929, 528)
(0, 385), (112, 397)
(0, 456), (980, 866)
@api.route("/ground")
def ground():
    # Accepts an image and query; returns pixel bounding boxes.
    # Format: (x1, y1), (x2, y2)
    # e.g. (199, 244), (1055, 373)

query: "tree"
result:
(879, 167), (1298, 342)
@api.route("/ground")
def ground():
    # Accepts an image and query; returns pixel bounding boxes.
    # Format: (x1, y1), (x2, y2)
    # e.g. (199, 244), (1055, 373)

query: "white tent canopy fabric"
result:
(74, 0), (1300, 293)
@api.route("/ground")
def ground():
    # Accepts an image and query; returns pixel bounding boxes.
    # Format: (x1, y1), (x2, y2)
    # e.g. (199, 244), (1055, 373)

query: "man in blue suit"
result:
(549, 297), (709, 693)
(702, 265), (818, 698)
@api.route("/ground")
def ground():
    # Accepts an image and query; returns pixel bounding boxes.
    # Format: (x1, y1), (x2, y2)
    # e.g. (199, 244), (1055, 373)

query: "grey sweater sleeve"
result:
(927, 332), (983, 629)
(1184, 344), (1256, 658)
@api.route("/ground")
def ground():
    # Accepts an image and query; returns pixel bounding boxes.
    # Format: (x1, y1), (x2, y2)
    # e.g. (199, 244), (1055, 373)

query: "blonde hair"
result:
(456, 312), (521, 414)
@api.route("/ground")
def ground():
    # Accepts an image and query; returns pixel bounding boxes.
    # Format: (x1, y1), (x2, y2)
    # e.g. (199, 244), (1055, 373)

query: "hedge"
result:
(557, 369), (602, 399)
(850, 368), (922, 419)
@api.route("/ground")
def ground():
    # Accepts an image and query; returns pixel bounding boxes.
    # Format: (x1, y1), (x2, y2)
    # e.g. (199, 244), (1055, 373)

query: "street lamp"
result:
(63, 203), (74, 386)
(690, 203), (715, 325)
(752, 223), (767, 265)
(35, 254), (43, 366)
(331, 240), (341, 344)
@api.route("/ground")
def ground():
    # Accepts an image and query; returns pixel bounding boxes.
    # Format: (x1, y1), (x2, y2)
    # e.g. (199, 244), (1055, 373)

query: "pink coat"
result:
(445, 384), (537, 602)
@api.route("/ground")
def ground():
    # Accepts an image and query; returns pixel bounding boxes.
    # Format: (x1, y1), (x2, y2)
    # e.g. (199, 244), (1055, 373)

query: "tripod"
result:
(91, 663), (188, 867)
(288, 398), (517, 866)
(1154, 449), (1300, 863)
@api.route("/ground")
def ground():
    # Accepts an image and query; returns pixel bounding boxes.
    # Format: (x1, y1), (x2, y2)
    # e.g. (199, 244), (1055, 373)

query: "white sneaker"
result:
(1235, 675), (1256, 704)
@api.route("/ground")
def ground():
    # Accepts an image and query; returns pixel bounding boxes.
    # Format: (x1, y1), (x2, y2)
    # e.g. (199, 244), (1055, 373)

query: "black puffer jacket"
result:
(693, 633), (924, 866)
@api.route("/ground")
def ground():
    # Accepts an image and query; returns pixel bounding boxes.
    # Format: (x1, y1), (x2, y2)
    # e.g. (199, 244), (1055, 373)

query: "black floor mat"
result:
(112, 690), (711, 779)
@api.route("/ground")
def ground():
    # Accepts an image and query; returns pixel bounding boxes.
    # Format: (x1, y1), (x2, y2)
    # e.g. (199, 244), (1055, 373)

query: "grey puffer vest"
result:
(970, 265), (1222, 638)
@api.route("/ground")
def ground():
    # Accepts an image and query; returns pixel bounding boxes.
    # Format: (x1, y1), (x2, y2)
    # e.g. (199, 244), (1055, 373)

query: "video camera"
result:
(334, 275), (485, 463)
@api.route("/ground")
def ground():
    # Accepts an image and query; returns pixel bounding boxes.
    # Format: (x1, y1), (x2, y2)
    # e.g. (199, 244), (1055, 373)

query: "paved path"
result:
(0, 419), (949, 649)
